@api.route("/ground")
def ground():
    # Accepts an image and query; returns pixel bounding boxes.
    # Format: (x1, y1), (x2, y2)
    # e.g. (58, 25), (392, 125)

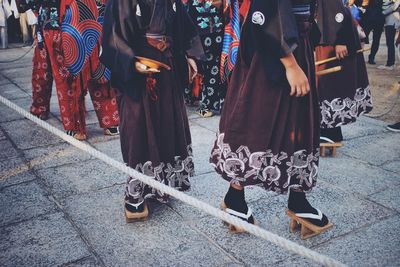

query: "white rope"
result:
(0, 94), (346, 267)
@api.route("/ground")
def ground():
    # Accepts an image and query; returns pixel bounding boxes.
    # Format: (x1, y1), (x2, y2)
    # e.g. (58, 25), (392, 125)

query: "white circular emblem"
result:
(136, 5), (142, 16)
(335, 13), (344, 23)
(173, 2), (176, 12)
(252, 11), (265, 26)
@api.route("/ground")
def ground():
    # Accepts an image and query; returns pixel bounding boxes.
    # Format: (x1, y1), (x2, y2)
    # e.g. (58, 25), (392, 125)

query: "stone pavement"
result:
(0, 47), (399, 267)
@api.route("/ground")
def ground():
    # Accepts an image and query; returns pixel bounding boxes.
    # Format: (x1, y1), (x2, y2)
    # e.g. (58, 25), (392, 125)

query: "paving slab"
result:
(0, 61), (33, 71)
(0, 74), (12, 85)
(1, 119), (63, 150)
(342, 116), (387, 141)
(340, 132), (400, 166)
(63, 186), (237, 267)
(1, 67), (33, 84)
(319, 155), (400, 195)
(368, 184), (400, 213)
(273, 256), (319, 267)
(0, 83), (30, 100)
(84, 110), (100, 126)
(190, 122), (216, 175)
(0, 180), (57, 227)
(191, 115), (220, 133)
(169, 172), (273, 220)
(0, 97), (31, 122)
(35, 159), (125, 199)
(313, 215), (400, 267)
(63, 256), (101, 267)
(91, 138), (123, 163)
(0, 157), (36, 189)
(23, 143), (93, 171)
(84, 123), (120, 143)
(380, 160), (400, 174)
(15, 82), (33, 94)
(0, 139), (19, 160)
(0, 128), (5, 140)
(190, 181), (395, 265)
(0, 212), (91, 267)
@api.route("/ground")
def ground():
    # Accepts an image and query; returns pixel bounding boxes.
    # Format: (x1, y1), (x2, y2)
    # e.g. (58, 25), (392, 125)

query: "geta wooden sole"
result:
(124, 203), (149, 223)
(286, 209), (333, 240)
(320, 142), (342, 157)
(220, 202), (258, 234)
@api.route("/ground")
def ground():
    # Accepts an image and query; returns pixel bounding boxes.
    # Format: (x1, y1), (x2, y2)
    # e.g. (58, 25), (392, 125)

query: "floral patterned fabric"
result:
(184, 0), (226, 113)
(37, 0), (61, 30)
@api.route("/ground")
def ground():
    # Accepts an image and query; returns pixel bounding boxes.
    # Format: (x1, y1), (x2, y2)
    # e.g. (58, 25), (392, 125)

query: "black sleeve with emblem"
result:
(249, 0), (299, 59)
(100, 0), (145, 99)
(316, 0), (360, 53)
(245, 0), (299, 84)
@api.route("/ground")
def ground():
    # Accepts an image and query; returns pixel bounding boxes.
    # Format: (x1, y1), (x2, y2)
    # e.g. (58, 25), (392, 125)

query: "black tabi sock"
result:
(125, 202), (145, 213)
(288, 189), (329, 227)
(224, 186), (254, 224)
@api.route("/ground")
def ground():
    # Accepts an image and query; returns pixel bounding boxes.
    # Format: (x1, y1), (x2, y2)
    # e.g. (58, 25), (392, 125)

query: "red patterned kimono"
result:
(30, 0), (119, 134)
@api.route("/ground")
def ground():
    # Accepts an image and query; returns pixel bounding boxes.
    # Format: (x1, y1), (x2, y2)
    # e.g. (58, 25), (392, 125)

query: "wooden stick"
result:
(315, 48), (371, 66)
(316, 66), (342, 76)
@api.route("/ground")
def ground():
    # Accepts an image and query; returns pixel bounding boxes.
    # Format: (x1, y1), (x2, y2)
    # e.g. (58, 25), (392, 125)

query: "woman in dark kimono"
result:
(184, 0), (226, 118)
(316, 0), (373, 144)
(210, 0), (331, 235)
(101, 0), (204, 221)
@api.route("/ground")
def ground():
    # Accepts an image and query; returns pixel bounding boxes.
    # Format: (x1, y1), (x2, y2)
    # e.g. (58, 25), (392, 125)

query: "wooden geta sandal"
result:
(125, 202), (149, 223)
(286, 209), (333, 240)
(220, 202), (255, 234)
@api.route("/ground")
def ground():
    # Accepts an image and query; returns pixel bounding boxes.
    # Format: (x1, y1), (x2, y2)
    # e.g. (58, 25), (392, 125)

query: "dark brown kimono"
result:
(101, 0), (204, 204)
(210, 0), (320, 194)
(316, 0), (373, 129)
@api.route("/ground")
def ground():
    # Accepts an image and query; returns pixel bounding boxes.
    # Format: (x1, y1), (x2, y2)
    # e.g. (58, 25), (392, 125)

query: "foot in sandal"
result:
(66, 130), (87, 141)
(287, 188), (332, 239)
(124, 201), (149, 223)
(221, 186), (255, 233)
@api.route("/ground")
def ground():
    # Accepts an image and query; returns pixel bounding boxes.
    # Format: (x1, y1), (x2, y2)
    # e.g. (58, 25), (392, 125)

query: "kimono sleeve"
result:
(249, 0), (299, 59)
(316, 0), (360, 52)
(316, 0), (348, 45)
(100, 0), (140, 93)
(176, 0), (205, 60)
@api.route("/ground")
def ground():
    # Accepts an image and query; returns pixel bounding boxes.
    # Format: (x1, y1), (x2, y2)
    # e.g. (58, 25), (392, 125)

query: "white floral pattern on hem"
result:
(125, 145), (194, 204)
(320, 86), (373, 128)
(210, 133), (319, 194)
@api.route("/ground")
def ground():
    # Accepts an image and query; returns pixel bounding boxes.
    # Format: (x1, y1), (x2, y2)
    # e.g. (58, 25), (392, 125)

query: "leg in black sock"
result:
(224, 185), (254, 224)
(320, 127), (343, 143)
(288, 188), (329, 227)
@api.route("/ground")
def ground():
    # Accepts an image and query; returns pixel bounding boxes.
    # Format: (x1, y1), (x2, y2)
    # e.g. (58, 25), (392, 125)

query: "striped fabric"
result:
(220, 0), (240, 83)
(292, 3), (311, 17)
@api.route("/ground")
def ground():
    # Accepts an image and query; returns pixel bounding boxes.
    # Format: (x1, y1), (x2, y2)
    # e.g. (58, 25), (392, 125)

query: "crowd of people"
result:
(0, 0), (399, 238)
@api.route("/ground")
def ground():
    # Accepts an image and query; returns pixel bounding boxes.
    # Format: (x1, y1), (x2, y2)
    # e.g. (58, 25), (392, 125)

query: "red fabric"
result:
(30, 44), (54, 118)
(31, 30), (73, 126)
(31, 30), (119, 133)
(239, 0), (250, 19)
(59, 0), (74, 23)
(192, 74), (203, 98)
(87, 81), (119, 129)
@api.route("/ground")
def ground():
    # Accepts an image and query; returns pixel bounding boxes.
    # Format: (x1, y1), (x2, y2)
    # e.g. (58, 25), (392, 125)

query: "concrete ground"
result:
(0, 44), (399, 267)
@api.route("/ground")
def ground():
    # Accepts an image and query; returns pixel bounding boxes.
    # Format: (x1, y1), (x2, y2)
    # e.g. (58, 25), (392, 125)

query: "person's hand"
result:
(286, 65), (310, 97)
(187, 57), (198, 82)
(134, 61), (160, 74)
(335, 45), (348, 59)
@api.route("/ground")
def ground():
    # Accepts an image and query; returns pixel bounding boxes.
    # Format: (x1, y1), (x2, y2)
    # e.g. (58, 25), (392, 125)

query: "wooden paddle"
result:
(316, 66), (343, 76)
(315, 48), (371, 66)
